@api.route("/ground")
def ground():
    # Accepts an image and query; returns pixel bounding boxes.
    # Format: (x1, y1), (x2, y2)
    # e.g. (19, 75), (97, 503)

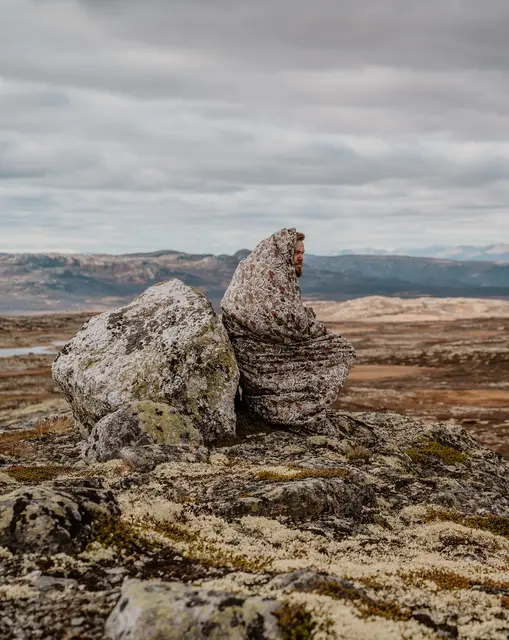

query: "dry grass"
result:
(256, 468), (347, 483)
(6, 465), (75, 484)
(345, 445), (371, 463)
(0, 415), (73, 457)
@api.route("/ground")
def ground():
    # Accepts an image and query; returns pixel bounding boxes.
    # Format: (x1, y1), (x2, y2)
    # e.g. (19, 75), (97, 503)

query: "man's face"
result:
(294, 240), (305, 277)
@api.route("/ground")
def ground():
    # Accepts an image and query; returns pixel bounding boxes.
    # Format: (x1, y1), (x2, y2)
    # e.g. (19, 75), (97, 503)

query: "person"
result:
(221, 227), (356, 434)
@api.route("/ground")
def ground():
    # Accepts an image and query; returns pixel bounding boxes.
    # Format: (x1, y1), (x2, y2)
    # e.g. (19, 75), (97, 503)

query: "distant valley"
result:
(336, 243), (509, 261)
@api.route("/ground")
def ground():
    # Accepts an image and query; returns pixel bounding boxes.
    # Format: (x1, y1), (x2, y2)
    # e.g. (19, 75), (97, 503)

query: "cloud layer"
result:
(1, 0), (508, 254)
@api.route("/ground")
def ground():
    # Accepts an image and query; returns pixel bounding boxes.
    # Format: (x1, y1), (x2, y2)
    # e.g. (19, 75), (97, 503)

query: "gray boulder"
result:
(52, 280), (239, 443)
(105, 579), (283, 640)
(0, 478), (119, 554)
(82, 401), (204, 463)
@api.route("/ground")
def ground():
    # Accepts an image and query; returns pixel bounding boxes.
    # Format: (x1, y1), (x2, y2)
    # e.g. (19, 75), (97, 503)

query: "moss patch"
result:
(149, 518), (271, 573)
(6, 465), (74, 484)
(91, 517), (163, 556)
(424, 508), (509, 538)
(274, 602), (317, 640)
(256, 468), (347, 482)
(400, 567), (509, 592)
(405, 438), (467, 465)
(314, 578), (410, 622)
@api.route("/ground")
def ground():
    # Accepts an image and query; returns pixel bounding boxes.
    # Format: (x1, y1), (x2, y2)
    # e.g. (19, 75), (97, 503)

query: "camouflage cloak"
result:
(221, 228), (356, 433)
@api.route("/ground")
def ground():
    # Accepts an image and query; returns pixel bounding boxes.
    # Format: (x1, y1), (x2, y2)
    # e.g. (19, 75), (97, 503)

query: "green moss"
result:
(91, 517), (163, 556)
(6, 465), (73, 484)
(424, 507), (509, 538)
(151, 520), (200, 545)
(274, 602), (317, 640)
(256, 468), (347, 482)
(404, 437), (467, 465)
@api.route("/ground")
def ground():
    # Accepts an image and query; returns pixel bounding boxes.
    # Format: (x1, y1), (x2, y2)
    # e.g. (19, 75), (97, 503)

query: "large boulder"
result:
(52, 280), (239, 443)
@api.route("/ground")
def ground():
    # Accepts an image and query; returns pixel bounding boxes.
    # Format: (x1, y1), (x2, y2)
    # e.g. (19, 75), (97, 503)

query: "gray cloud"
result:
(0, 0), (508, 254)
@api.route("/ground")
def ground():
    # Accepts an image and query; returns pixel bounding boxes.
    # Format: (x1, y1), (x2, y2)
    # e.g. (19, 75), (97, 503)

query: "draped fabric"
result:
(221, 228), (356, 433)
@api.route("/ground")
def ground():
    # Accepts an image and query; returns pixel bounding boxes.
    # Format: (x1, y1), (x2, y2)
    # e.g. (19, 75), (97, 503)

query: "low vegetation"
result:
(405, 437), (467, 465)
(274, 602), (317, 640)
(6, 464), (74, 484)
(424, 507), (509, 538)
(256, 468), (347, 482)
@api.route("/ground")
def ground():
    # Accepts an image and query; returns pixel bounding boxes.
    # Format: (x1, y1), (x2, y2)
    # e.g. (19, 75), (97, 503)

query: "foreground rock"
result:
(51, 280), (239, 443)
(0, 478), (118, 554)
(2, 410), (509, 639)
(82, 401), (204, 463)
(105, 579), (283, 640)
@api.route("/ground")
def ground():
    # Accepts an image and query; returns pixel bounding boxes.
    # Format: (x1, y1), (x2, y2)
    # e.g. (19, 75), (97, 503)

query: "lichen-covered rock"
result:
(82, 401), (204, 463)
(52, 280), (239, 443)
(105, 579), (283, 640)
(119, 443), (209, 473)
(219, 476), (376, 524)
(0, 478), (119, 554)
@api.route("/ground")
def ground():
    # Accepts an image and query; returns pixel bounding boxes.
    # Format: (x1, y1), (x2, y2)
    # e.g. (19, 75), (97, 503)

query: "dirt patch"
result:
(348, 365), (434, 382)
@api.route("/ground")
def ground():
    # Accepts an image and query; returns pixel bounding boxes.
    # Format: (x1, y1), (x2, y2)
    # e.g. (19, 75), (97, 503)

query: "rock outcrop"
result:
(2, 409), (509, 638)
(51, 280), (239, 444)
(0, 478), (118, 555)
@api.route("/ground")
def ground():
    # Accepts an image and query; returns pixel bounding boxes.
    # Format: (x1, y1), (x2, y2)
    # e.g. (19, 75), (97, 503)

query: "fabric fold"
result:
(221, 228), (356, 433)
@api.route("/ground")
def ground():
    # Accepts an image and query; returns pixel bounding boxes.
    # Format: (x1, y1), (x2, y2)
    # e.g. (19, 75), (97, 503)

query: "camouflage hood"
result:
(221, 228), (356, 434)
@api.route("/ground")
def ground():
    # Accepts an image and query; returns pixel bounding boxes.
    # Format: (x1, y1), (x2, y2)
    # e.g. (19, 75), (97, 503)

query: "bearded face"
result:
(293, 240), (305, 277)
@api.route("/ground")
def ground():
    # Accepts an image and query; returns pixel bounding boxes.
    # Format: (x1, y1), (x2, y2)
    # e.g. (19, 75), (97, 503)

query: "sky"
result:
(1, 0), (508, 255)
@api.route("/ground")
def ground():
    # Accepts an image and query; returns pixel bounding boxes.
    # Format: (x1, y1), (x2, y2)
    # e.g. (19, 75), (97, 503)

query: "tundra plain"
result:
(1, 296), (509, 458)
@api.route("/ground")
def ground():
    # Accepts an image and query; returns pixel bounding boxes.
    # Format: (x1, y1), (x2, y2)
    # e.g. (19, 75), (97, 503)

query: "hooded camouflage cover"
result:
(221, 228), (356, 433)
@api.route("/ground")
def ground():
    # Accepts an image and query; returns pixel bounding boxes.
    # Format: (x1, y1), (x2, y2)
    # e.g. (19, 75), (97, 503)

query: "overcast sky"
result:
(1, 0), (508, 255)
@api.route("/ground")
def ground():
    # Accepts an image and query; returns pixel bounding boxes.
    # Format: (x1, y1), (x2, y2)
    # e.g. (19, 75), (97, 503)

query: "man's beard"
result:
(295, 265), (303, 278)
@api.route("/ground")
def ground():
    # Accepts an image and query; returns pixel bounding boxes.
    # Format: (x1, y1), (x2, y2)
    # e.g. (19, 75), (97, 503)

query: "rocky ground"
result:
(2, 300), (509, 639)
(3, 305), (509, 456)
(332, 314), (509, 458)
(2, 408), (509, 639)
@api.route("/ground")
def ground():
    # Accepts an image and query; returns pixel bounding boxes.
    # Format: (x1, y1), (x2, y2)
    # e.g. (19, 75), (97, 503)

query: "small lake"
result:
(0, 341), (68, 358)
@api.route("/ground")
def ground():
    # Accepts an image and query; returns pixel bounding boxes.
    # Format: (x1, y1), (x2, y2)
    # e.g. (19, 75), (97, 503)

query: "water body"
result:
(0, 341), (68, 358)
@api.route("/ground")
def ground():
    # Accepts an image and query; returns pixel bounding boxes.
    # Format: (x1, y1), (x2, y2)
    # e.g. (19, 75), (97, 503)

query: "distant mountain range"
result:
(335, 244), (509, 261)
(1, 248), (509, 314)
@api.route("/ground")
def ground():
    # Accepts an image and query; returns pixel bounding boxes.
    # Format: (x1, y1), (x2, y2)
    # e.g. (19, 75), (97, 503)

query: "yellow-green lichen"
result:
(136, 401), (202, 445)
(273, 602), (317, 640)
(79, 357), (102, 370)
(404, 437), (467, 465)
